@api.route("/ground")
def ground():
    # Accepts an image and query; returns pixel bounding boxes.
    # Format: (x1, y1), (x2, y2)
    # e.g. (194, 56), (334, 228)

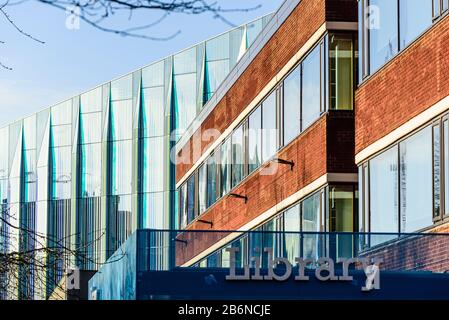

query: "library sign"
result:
(225, 248), (381, 291)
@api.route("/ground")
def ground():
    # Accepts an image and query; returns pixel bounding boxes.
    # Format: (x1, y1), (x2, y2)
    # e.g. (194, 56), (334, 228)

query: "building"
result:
(3, 0), (449, 300)
(0, 14), (273, 299)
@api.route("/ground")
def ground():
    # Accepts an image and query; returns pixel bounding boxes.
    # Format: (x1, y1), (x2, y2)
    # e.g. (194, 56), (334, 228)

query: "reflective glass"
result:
(187, 175), (195, 224)
(206, 33), (230, 61)
(369, 0), (399, 73)
(141, 137), (165, 193)
(246, 18), (262, 47)
(52, 101), (72, 125)
(283, 67), (301, 145)
(399, 127), (432, 232)
(399, 0), (432, 49)
(204, 60), (230, 100)
(262, 91), (277, 162)
(370, 146), (399, 233)
(140, 192), (165, 229)
(142, 87), (165, 137)
(231, 124), (244, 188)
(283, 204), (300, 263)
(80, 87), (102, 113)
(248, 106), (262, 173)
(329, 185), (354, 258)
(198, 164), (207, 214)
(51, 124), (71, 147)
(179, 183), (187, 228)
(220, 138), (231, 196)
(110, 140), (132, 195)
(433, 125), (441, 218)
(173, 73), (197, 136)
(110, 100), (133, 141)
(80, 112), (102, 144)
(302, 45), (321, 129)
(79, 143), (102, 197)
(206, 153), (217, 208)
(142, 61), (164, 88)
(303, 192), (321, 260)
(111, 74), (133, 101)
(51, 146), (71, 199)
(173, 47), (197, 74)
(445, 120), (449, 215)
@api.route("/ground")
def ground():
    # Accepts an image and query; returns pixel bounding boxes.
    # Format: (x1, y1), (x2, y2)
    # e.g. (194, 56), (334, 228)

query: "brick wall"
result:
(355, 15), (449, 155)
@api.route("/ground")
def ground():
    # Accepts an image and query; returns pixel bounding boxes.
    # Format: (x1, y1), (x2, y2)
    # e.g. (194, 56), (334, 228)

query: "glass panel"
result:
(248, 106), (262, 174)
(445, 120), (449, 215)
(220, 138), (231, 196)
(206, 33), (230, 61)
(141, 137), (165, 193)
(23, 116), (36, 150)
(283, 204), (300, 263)
(204, 60), (230, 101)
(399, 126), (432, 232)
(283, 67), (301, 145)
(302, 45), (321, 129)
(206, 153), (217, 208)
(179, 183), (187, 228)
(80, 87), (102, 113)
(80, 112), (102, 144)
(110, 140), (132, 195)
(262, 91), (277, 162)
(370, 145), (399, 233)
(142, 87), (165, 138)
(142, 61), (164, 88)
(111, 74), (133, 101)
(198, 164), (207, 214)
(246, 18), (263, 47)
(140, 192), (165, 229)
(444, 0), (449, 11)
(433, 0), (441, 17)
(173, 73), (197, 136)
(329, 34), (354, 110)
(433, 125), (441, 218)
(79, 143), (102, 197)
(186, 175), (195, 224)
(329, 186), (354, 258)
(399, 0), (432, 49)
(369, 0), (399, 73)
(51, 146), (72, 199)
(110, 100), (133, 141)
(231, 124), (244, 188)
(173, 47), (197, 74)
(303, 192), (321, 260)
(52, 101), (72, 125)
(51, 124), (71, 147)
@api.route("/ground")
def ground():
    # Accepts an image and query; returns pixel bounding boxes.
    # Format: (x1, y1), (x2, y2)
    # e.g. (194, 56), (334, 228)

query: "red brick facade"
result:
(176, 0), (358, 182)
(355, 15), (449, 155)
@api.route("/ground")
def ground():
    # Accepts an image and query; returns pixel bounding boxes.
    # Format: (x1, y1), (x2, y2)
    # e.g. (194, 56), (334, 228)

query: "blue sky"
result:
(0, 0), (283, 127)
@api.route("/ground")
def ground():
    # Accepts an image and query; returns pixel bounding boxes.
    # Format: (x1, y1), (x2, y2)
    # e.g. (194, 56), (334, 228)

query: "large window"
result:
(198, 163), (207, 214)
(445, 120), (449, 216)
(302, 46), (322, 129)
(369, 146), (399, 233)
(207, 153), (218, 208)
(231, 124), (245, 187)
(283, 67), (301, 145)
(302, 192), (321, 260)
(187, 174), (196, 225)
(283, 204), (300, 263)
(399, 127), (432, 232)
(400, 0), (432, 49)
(433, 124), (441, 219)
(261, 90), (277, 163)
(360, 0), (435, 78)
(368, 0), (399, 74)
(220, 138), (231, 196)
(248, 106), (262, 174)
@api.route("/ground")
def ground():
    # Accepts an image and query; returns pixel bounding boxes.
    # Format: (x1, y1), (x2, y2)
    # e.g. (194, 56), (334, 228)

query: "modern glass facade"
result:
(0, 14), (272, 300)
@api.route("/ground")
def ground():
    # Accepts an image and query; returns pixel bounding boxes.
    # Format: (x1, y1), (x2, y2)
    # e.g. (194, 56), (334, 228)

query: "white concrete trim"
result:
(355, 95), (449, 164)
(326, 21), (358, 31)
(180, 172), (357, 266)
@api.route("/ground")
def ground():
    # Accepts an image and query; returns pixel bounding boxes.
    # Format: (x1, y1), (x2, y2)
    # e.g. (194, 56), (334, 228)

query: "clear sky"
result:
(0, 0), (283, 127)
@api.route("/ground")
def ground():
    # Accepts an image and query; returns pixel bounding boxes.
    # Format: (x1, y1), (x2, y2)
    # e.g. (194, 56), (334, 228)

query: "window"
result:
(400, 0), (432, 49)
(369, 0), (399, 74)
(302, 192), (321, 260)
(283, 67), (301, 145)
(433, 124), (441, 219)
(220, 138), (231, 196)
(262, 91), (277, 162)
(434, 0), (449, 18)
(302, 45), (321, 129)
(186, 174), (196, 224)
(179, 183), (187, 228)
(231, 124), (245, 187)
(198, 163), (207, 214)
(283, 204), (300, 263)
(329, 34), (354, 110)
(369, 146), (399, 233)
(248, 106), (262, 174)
(399, 127), (432, 232)
(207, 153), (218, 208)
(445, 120), (449, 216)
